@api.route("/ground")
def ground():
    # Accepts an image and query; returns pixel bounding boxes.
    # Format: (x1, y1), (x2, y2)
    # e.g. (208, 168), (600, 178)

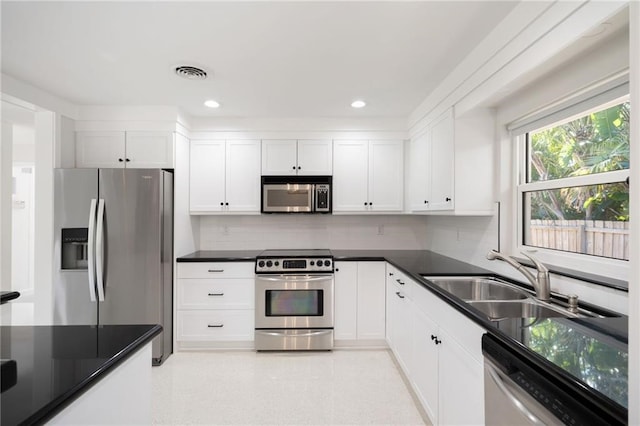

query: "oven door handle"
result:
(256, 275), (333, 282)
(485, 360), (546, 425)
(258, 330), (333, 338)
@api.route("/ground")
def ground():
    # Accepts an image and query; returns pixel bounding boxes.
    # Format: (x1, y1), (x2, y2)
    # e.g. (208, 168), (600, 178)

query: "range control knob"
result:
(258, 261), (265, 268)
(324, 260), (331, 267)
(266, 261), (273, 268)
(310, 261), (315, 266)
(274, 261), (280, 267)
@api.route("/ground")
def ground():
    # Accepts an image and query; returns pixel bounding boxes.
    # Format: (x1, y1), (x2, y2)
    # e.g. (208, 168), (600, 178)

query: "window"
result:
(517, 96), (630, 262)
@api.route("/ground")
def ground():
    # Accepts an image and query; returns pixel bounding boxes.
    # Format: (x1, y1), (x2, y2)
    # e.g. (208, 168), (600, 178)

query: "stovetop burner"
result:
(256, 249), (334, 274)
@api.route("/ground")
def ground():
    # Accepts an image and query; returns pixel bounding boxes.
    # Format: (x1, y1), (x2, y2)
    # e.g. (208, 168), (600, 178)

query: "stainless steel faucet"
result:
(486, 250), (551, 301)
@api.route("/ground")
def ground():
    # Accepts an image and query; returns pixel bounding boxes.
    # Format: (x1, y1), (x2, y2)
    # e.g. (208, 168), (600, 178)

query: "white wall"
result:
(199, 215), (428, 251)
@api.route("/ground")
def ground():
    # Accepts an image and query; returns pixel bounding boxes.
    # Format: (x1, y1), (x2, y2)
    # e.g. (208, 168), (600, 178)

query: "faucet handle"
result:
(520, 251), (548, 273)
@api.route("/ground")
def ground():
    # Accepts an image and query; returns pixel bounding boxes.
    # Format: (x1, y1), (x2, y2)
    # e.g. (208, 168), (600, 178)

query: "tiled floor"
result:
(152, 349), (428, 425)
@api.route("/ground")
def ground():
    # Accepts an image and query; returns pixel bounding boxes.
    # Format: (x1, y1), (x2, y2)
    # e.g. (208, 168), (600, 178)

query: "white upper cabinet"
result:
(369, 140), (404, 211)
(261, 140), (298, 175)
(409, 109), (454, 212)
(333, 140), (369, 212)
(262, 139), (332, 175)
(75, 131), (174, 168)
(428, 110), (455, 211)
(409, 107), (494, 215)
(409, 131), (431, 211)
(297, 140), (333, 175)
(226, 140), (262, 212)
(189, 140), (226, 213)
(189, 140), (261, 214)
(453, 108), (496, 215)
(333, 140), (404, 213)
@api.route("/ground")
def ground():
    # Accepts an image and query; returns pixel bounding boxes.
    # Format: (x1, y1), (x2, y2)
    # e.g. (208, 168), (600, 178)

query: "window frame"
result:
(514, 95), (630, 281)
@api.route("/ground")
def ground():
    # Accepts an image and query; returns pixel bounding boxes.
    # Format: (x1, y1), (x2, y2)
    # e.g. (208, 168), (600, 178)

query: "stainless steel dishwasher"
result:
(482, 334), (624, 425)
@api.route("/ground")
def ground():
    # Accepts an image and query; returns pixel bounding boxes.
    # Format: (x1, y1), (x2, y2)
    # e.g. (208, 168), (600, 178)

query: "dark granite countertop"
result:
(177, 249), (627, 420)
(177, 250), (263, 262)
(0, 324), (162, 425)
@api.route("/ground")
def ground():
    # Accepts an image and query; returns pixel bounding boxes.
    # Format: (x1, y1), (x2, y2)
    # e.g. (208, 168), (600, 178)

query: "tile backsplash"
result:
(199, 215), (428, 250)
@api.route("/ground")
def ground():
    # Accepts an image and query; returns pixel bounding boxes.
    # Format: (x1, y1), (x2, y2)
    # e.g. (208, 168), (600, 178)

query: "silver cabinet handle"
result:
(207, 324), (224, 328)
(396, 292), (405, 299)
(95, 198), (106, 302)
(396, 279), (405, 285)
(208, 293), (224, 296)
(485, 361), (545, 425)
(87, 199), (98, 302)
(208, 269), (224, 273)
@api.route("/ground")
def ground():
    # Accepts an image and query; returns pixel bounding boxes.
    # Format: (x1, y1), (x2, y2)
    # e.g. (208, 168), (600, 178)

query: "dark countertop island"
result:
(177, 249), (628, 422)
(0, 324), (162, 425)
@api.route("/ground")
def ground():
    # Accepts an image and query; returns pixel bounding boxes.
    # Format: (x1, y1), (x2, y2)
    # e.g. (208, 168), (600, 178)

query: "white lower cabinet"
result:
(386, 263), (486, 425)
(334, 261), (386, 344)
(176, 262), (255, 349)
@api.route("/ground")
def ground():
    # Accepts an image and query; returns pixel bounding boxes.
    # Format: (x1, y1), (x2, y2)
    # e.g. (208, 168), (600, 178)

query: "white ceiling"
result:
(1, 1), (518, 119)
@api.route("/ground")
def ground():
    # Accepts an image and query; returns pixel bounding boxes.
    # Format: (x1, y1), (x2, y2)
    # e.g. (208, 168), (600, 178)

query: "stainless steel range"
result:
(254, 249), (334, 351)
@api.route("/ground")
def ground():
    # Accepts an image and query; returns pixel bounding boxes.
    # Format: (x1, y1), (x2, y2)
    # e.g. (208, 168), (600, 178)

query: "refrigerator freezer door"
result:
(53, 169), (99, 325)
(98, 169), (169, 363)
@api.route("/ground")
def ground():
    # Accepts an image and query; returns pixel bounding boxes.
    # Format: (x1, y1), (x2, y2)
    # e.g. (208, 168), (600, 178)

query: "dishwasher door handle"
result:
(485, 361), (546, 425)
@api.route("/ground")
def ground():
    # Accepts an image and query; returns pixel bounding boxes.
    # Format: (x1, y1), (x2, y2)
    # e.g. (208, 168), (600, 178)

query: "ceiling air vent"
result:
(174, 66), (207, 80)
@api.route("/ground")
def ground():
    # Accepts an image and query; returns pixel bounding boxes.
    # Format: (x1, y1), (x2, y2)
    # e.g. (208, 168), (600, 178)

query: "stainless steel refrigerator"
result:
(53, 168), (173, 365)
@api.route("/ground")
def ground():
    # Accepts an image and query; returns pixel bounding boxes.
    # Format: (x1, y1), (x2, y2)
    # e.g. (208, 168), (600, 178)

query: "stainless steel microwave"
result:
(261, 176), (331, 213)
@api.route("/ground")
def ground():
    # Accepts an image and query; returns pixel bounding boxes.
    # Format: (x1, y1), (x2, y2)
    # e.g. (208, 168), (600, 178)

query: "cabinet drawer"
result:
(177, 262), (254, 279)
(178, 279), (254, 309)
(177, 310), (254, 341)
(389, 270), (414, 300)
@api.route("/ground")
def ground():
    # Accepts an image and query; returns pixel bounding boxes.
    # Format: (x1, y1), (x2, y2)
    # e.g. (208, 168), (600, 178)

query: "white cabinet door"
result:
(369, 140), (404, 211)
(409, 132), (431, 211)
(412, 307), (440, 424)
(125, 131), (174, 168)
(189, 140), (226, 212)
(76, 131), (126, 168)
(389, 284), (413, 375)
(297, 140), (332, 175)
(226, 140), (261, 212)
(429, 110), (455, 211)
(333, 140), (369, 212)
(438, 327), (485, 425)
(356, 262), (386, 340)
(334, 262), (358, 340)
(262, 139), (297, 175)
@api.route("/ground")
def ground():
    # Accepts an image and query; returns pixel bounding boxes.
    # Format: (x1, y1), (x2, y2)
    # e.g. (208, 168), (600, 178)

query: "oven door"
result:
(262, 184), (313, 213)
(255, 274), (333, 329)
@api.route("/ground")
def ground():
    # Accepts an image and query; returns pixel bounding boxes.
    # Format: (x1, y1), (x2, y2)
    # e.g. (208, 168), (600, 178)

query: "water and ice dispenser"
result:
(61, 228), (89, 270)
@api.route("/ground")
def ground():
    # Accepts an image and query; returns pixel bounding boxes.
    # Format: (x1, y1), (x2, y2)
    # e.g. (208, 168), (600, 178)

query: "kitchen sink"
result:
(466, 300), (571, 321)
(423, 276), (530, 301)
(422, 275), (602, 320)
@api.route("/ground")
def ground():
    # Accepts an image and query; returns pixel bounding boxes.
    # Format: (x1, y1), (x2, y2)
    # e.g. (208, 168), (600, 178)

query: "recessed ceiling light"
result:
(351, 100), (366, 108)
(204, 100), (220, 108)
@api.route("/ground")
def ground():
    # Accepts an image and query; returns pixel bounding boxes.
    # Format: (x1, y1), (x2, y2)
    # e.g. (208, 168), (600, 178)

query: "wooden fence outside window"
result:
(529, 219), (629, 260)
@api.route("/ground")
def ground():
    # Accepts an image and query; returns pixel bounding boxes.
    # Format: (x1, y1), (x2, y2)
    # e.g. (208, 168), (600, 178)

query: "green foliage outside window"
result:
(528, 102), (630, 221)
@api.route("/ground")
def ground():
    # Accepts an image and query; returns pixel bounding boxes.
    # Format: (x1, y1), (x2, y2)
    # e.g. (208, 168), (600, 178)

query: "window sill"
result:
(513, 257), (628, 292)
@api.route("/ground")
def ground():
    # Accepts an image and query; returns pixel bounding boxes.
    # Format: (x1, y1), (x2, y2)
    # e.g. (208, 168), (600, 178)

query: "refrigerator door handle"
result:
(96, 198), (106, 302)
(87, 198), (98, 302)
